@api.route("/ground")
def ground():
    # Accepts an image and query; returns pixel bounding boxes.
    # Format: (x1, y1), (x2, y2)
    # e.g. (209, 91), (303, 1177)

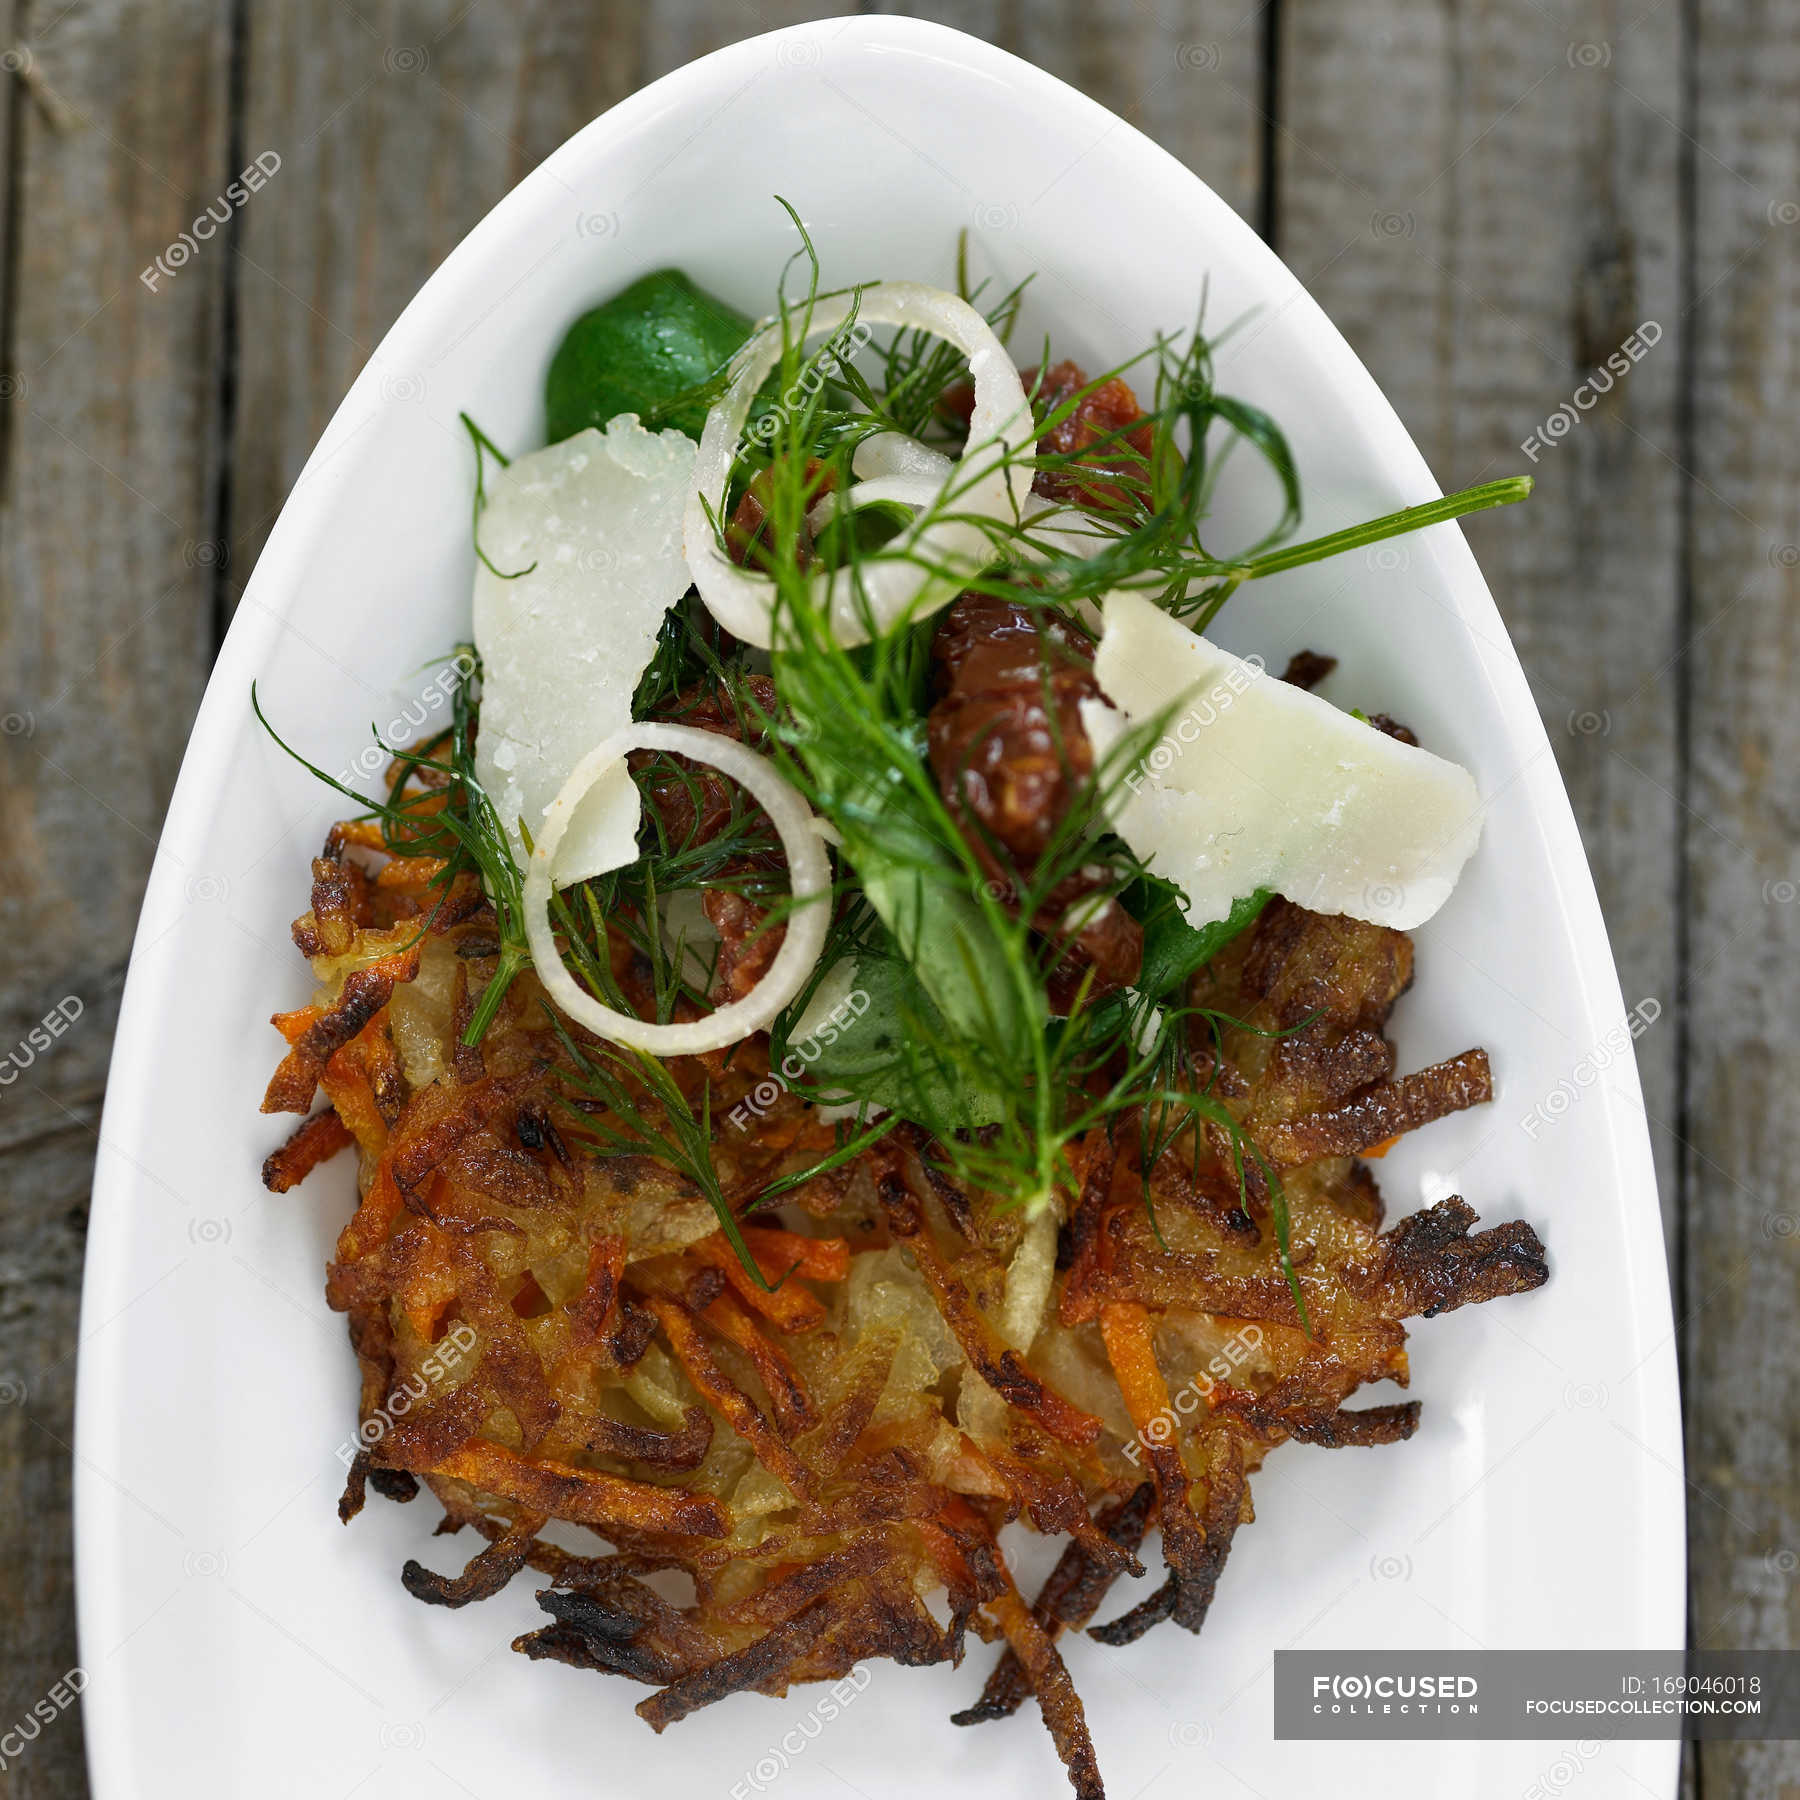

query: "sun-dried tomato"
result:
(926, 594), (1141, 998)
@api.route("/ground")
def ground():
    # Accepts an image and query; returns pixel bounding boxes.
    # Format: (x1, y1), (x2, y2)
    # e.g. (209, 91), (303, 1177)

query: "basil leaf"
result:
(546, 269), (753, 443)
(788, 947), (1005, 1128)
(1131, 879), (1270, 1002)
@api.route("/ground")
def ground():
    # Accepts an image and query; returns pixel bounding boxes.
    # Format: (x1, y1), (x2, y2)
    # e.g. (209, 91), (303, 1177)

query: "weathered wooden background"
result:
(0, 0), (1792, 1794)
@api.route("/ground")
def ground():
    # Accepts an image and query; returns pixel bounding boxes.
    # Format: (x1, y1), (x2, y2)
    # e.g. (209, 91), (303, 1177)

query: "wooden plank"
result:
(15, 9), (1780, 1800)
(1009, 0), (1267, 227)
(1274, 0), (1687, 1259)
(871, 0), (1268, 225)
(642, 0), (848, 76)
(0, 1), (235, 1793)
(229, 0), (651, 577)
(1685, 5), (1800, 1796)
(230, 0), (863, 579)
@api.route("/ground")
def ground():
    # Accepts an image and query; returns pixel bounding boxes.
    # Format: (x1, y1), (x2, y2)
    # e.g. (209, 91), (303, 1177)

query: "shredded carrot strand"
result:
(648, 1297), (815, 1498)
(570, 1235), (625, 1345)
(337, 1161), (405, 1265)
(272, 1004), (321, 1045)
(690, 1231), (844, 1332)
(738, 1227), (851, 1282)
(399, 1225), (458, 1343)
(1099, 1301), (1173, 1436)
(700, 1287), (814, 1431)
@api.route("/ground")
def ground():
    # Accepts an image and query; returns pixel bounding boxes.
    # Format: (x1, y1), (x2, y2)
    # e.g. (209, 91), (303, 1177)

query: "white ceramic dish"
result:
(75, 17), (1682, 1798)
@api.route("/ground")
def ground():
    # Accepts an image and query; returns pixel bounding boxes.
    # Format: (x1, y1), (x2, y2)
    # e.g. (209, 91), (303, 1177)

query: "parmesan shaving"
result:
(472, 416), (696, 887)
(1084, 591), (1482, 931)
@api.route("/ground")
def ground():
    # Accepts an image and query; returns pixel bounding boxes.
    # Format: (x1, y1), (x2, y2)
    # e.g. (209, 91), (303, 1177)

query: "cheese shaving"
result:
(472, 416), (696, 887)
(1084, 591), (1482, 931)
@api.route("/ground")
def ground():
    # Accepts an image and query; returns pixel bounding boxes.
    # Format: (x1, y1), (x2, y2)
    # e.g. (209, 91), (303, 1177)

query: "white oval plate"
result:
(76, 17), (1682, 1799)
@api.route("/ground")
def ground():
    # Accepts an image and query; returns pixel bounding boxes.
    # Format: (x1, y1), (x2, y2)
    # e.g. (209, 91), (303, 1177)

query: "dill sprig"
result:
(747, 1112), (901, 1212)
(730, 231), (1195, 1212)
(707, 236), (1528, 634)
(831, 240), (1029, 440)
(632, 590), (750, 721)
(547, 1012), (772, 1289)
(695, 210), (1521, 1321)
(460, 413), (537, 581)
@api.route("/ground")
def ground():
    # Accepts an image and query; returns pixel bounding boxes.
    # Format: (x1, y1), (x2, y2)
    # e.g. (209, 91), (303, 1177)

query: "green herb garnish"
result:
(546, 268), (755, 442)
(262, 216), (1533, 1329)
(549, 1015), (771, 1289)
(252, 648), (531, 1045)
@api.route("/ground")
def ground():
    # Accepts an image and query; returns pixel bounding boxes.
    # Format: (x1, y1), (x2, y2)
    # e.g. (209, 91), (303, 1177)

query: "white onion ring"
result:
(852, 430), (955, 485)
(1021, 499), (1108, 562)
(804, 472), (946, 541)
(523, 722), (831, 1056)
(684, 282), (1033, 649)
